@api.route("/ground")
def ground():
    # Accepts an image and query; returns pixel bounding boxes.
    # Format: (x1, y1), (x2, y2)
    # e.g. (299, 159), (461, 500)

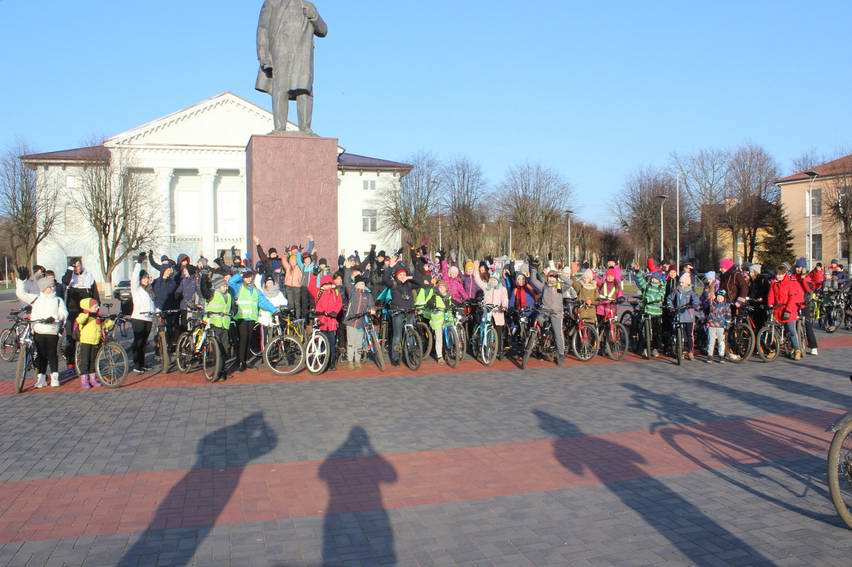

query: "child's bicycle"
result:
(389, 308), (424, 370)
(469, 302), (501, 366)
(597, 298), (629, 361)
(145, 309), (181, 373)
(345, 311), (386, 371)
(175, 311), (227, 381)
(755, 306), (806, 362)
(14, 316), (56, 393)
(564, 301), (599, 362)
(73, 307), (130, 388)
(1, 306), (31, 363)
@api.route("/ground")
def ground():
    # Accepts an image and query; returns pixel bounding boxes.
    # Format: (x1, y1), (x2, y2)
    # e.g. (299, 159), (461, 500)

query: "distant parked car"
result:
(114, 281), (132, 302)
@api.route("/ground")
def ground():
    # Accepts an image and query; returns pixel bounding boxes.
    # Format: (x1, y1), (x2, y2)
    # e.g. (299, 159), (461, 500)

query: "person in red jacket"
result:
(810, 262), (825, 291)
(793, 257), (819, 355)
(309, 275), (344, 371)
(767, 264), (803, 360)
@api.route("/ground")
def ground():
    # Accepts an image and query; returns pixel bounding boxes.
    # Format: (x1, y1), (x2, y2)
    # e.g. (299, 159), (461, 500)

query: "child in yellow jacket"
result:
(75, 298), (114, 389)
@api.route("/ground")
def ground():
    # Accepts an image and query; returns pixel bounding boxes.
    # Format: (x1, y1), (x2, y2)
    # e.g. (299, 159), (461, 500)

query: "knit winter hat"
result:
(704, 270), (716, 282)
(794, 257), (807, 269)
(605, 268), (617, 281)
(448, 266), (460, 278)
(320, 275), (334, 287)
(464, 260), (475, 272)
(394, 266), (408, 278)
(37, 276), (55, 292)
(719, 258), (734, 272)
(649, 272), (663, 282)
(80, 298), (98, 314)
(749, 264), (762, 275)
(679, 273), (692, 287)
(211, 274), (226, 290)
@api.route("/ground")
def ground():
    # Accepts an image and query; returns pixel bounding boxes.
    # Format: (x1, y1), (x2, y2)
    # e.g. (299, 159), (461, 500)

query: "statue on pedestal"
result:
(256, 0), (328, 134)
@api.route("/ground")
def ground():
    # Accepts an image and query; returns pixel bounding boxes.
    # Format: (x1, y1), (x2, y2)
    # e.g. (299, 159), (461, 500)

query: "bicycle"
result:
(522, 307), (560, 369)
(431, 306), (462, 367)
(389, 308), (423, 370)
(828, 404), (852, 530)
(725, 301), (759, 363)
(667, 305), (693, 366)
(0, 306), (31, 363)
(263, 307), (306, 376)
(74, 308), (130, 388)
(175, 307), (227, 381)
(469, 302), (501, 366)
(755, 306), (806, 362)
(304, 311), (333, 375)
(563, 301), (599, 362)
(597, 299), (629, 361)
(820, 289), (845, 333)
(14, 316), (56, 393)
(345, 311), (386, 371)
(145, 309), (181, 373)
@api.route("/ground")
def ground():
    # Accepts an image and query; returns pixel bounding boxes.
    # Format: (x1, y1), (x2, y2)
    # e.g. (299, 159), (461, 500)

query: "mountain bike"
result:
(175, 308), (227, 381)
(263, 308), (305, 376)
(522, 307), (560, 369)
(755, 306), (806, 362)
(726, 301), (758, 363)
(597, 299), (629, 361)
(14, 317), (55, 393)
(433, 307), (462, 367)
(414, 310), (433, 361)
(1, 306), (31, 363)
(564, 301), (599, 362)
(145, 309), (180, 373)
(389, 308), (423, 370)
(453, 300), (479, 361)
(345, 311), (385, 371)
(175, 305), (203, 373)
(820, 289), (845, 333)
(74, 309), (130, 388)
(667, 305), (693, 366)
(828, 404), (852, 530)
(469, 302), (501, 366)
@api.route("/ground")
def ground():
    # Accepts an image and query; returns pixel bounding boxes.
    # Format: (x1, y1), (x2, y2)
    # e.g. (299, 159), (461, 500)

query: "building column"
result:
(155, 168), (174, 241)
(199, 168), (218, 260)
(237, 170), (247, 255)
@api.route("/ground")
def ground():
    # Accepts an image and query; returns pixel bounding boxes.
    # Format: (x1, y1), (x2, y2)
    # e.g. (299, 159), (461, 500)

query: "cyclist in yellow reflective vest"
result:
(228, 270), (276, 372)
(200, 273), (233, 381)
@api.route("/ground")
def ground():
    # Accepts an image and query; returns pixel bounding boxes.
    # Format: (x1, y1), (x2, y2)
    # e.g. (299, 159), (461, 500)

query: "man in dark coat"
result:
(256, 0), (328, 133)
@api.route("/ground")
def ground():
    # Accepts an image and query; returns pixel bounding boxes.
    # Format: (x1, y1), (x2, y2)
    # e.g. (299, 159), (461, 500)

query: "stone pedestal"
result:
(246, 134), (339, 259)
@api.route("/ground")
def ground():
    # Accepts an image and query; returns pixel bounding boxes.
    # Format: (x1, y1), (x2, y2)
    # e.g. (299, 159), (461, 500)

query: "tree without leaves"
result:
(377, 151), (441, 247)
(825, 174), (852, 263)
(72, 148), (160, 283)
(613, 167), (677, 262)
(439, 157), (487, 261)
(0, 144), (60, 269)
(724, 145), (779, 263)
(498, 163), (572, 258)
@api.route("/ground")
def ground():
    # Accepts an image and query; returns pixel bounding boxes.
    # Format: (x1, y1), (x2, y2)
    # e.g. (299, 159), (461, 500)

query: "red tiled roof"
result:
(338, 152), (412, 172)
(20, 145), (110, 164)
(777, 154), (852, 183)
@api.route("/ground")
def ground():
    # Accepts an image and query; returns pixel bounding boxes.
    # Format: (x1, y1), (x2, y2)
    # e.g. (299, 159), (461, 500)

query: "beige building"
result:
(777, 154), (852, 268)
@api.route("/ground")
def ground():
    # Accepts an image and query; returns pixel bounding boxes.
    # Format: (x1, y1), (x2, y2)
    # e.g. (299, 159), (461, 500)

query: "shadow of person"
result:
(117, 412), (278, 567)
(319, 426), (398, 567)
(755, 373), (852, 409)
(534, 409), (774, 566)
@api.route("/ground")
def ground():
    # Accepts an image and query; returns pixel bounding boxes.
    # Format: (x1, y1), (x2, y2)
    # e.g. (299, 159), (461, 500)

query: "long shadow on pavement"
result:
(319, 426), (398, 567)
(625, 382), (841, 527)
(534, 409), (775, 566)
(756, 372), (852, 409)
(116, 411), (278, 567)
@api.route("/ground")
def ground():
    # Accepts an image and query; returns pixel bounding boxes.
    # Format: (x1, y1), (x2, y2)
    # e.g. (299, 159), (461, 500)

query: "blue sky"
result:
(2, 0), (850, 225)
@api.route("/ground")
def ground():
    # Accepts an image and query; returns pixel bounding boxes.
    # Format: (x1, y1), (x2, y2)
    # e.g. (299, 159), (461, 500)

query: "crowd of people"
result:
(11, 236), (852, 387)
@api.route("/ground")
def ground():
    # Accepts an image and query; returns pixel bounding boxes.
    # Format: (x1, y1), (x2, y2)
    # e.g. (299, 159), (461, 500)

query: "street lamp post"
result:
(656, 194), (668, 262)
(675, 174), (681, 270)
(438, 214), (443, 251)
(564, 208), (574, 274)
(804, 171), (819, 269)
(507, 219), (513, 259)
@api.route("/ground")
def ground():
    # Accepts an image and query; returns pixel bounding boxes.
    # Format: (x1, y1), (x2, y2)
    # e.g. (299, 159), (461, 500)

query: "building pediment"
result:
(106, 92), (281, 149)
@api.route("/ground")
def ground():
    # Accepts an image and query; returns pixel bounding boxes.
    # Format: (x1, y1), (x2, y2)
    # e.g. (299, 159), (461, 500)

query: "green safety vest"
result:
(206, 291), (232, 329)
(236, 285), (260, 321)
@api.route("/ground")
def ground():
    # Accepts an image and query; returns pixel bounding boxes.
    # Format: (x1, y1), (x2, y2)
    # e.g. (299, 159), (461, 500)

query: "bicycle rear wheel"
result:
(828, 418), (852, 530)
(0, 328), (17, 362)
(158, 331), (171, 374)
(728, 324), (754, 363)
(402, 327), (422, 371)
(264, 335), (304, 376)
(249, 323), (264, 358)
(522, 330), (537, 369)
(175, 332), (195, 373)
(572, 325), (598, 362)
(96, 342), (129, 388)
(481, 326), (498, 366)
(445, 326), (462, 368)
(644, 317), (652, 359)
(202, 336), (222, 382)
(455, 323), (467, 362)
(367, 328), (385, 371)
(675, 326), (683, 366)
(15, 347), (31, 393)
(416, 321), (432, 360)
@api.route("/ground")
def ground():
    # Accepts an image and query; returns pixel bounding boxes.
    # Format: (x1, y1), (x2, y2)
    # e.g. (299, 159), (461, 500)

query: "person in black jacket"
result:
(381, 255), (424, 366)
(61, 259), (100, 368)
(152, 263), (181, 349)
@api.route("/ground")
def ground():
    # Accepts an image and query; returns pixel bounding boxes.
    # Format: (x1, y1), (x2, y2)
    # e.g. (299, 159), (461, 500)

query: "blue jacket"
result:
(227, 273), (277, 314)
(666, 287), (701, 323)
(177, 276), (198, 310)
(152, 273), (180, 311)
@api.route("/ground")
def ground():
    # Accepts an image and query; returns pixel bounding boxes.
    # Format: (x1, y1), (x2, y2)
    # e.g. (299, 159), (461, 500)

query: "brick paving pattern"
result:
(1, 323), (851, 566)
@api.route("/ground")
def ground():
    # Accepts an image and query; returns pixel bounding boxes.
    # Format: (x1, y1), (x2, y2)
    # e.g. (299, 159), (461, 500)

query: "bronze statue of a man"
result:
(256, 0), (328, 134)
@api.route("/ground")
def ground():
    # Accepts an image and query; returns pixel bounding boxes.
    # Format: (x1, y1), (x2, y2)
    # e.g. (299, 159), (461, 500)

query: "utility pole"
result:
(657, 194), (668, 263)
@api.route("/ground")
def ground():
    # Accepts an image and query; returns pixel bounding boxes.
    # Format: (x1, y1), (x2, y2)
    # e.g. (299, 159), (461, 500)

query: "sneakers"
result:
(718, 357), (726, 364)
(50, 373), (60, 388)
(348, 361), (355, 371)
(354, 359), (362, 370)
(809, 348), (818, 356)
(35, 374), (47, 389)
(80, 375), (91, 390)
(652, 349), (659, 358)
(727, 353), (740, 361)
(238, 362), (247, 373)
(685, 352), (694, 361)
(132, 368), (145, 375)
(89, 375), (101, 388)
(437, 358), (446, 365)
(793, 350), (803, 361)
(556, 356), (564, 367)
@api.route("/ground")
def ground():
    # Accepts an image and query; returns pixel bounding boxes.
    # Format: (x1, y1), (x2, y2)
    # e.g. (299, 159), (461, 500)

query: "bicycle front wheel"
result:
(305, 333), (331, 375)
(605, 323), (629, 361)
(202, 336), (222, 382)
(15, 346), (31, 393)
(522, 330), (538, 369)
(402, 327), (422, 371)
(415, 321), (432, 361)
(728, 324), (754, 363)
(756, 326), (779, 362)
(0, 328), (17, 362)
(264, 335), (304, 376)
(828, 418), (852, 530)
(367, 328), (385, 371)
(158, 331), (171, 374)
(455, 323), (467, 362)
(96, 342), (129, 388)
(675, 326), (683, 366)
(445, 325), (462, 368)
(572, 325), (598, 362)
(481, 326), (498, 366)
(175, 332), (195, 374)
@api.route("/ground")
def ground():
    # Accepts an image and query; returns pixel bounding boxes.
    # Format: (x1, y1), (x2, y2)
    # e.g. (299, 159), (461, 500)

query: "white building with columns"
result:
(22, 93), (409, 284)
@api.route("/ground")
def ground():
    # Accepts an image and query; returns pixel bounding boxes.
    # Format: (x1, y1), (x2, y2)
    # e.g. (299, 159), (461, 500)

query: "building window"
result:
(811, 188), (822, 217)
(841, 233), (849, 261)
(362, 209), (377, 233)
(363, 180), (376, 191)
(812, 233), (823, 262)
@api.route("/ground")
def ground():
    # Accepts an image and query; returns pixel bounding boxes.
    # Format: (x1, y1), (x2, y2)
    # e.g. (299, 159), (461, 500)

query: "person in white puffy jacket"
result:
(129, 255), (156, 373)
(15, 267), (68, 388)
(258, 278), (288, 327)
